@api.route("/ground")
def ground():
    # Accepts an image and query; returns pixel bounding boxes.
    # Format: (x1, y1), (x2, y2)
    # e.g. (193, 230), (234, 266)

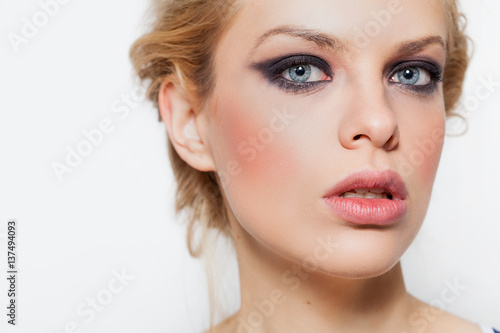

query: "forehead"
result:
(218, 0), (447, 55)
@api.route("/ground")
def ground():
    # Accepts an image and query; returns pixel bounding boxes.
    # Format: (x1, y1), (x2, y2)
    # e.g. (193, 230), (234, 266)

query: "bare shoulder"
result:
(433, 312), (483, 333)
(409, 296), (483, 333)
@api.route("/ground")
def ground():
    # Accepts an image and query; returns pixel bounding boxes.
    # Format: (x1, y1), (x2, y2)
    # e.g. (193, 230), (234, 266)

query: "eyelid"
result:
(386, 59), (443, 81)
(385, 59), (444, 96)
(249, 54), (333, 94)
(251, 54), (333, 79)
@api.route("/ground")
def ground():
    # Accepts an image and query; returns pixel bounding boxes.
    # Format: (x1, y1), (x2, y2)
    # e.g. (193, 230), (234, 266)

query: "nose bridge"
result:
(338, 69), (399, 150)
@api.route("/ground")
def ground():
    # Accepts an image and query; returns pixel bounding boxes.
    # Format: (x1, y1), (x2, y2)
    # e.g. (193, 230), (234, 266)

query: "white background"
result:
(0, 0), (499, 332)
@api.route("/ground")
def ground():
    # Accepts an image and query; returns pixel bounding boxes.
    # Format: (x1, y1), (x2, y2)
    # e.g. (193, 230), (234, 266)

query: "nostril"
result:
(383, 134), (399, 150)
(353, 135), (362, 141)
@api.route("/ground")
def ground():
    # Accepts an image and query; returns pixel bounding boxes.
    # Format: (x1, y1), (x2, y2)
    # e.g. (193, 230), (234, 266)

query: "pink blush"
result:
(216, 103), (299, 186)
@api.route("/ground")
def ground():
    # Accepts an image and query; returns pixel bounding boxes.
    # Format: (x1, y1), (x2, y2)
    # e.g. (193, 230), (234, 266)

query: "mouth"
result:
(339, 188), (393, 200)
(322, 170), (408, 226)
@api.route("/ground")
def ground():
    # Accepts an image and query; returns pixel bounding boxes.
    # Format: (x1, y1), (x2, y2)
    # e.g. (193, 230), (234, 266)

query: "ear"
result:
(158, 79), (216, 172)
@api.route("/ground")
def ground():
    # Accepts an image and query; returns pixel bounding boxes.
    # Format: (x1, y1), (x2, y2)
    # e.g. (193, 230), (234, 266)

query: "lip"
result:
(322, 170), (408, 226)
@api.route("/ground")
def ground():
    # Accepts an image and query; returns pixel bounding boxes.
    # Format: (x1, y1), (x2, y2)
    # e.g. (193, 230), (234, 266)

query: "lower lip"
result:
(322, 197), (408, 226)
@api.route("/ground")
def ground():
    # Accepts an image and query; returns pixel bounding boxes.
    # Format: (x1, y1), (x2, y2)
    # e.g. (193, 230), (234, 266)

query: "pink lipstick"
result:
(322, 170), (408, 226)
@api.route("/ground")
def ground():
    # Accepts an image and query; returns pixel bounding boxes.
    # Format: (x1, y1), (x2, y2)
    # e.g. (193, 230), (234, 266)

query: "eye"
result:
(390, 67), (431, 86)
(387, 60), (443, 95)
(250, 54), (333, 93)
(282, 64), (330, 83)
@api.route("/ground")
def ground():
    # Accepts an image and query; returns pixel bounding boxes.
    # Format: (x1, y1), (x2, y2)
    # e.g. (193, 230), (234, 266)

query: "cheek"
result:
(416, 118), (444, 181)
(214, 96), (301, 189)
(399, 111), (445, 200)
(210, 90), (310, 239)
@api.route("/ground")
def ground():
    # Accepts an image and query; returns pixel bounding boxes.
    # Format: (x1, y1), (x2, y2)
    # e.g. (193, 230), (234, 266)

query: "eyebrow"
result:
(394, 35), (447, 56)
(252, 25), (345, 53)
(252, 25), (447, 56)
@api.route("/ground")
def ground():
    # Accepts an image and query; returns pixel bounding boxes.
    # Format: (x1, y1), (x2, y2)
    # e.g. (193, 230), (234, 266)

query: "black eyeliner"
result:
(387, 59), (444, 95)
(250, 54), (333, 93)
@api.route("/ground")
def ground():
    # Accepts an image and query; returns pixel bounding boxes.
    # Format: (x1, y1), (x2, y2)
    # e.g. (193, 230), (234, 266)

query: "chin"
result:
(285, 227), (416, 280)
(317, 253), (402, 280)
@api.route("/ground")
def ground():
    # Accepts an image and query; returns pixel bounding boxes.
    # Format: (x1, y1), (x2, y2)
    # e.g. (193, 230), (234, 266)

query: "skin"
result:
(158, 0), (482, 332)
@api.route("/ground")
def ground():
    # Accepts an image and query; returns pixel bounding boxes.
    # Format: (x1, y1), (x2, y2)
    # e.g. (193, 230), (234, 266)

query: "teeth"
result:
(340, 188), (390, 199)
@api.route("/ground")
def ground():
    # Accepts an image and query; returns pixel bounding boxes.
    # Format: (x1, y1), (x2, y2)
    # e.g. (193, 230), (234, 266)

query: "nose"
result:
(338, 84), (399, 151)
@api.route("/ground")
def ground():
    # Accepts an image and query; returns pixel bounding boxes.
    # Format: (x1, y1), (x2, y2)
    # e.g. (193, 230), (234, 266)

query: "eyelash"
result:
(388, 60), (444, 96)
(252, 54), (333, 93)
(252, 55), (443, 95)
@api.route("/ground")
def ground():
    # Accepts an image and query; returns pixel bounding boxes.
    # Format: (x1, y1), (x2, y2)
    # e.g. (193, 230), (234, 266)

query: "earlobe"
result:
(158, 79), (216, 172)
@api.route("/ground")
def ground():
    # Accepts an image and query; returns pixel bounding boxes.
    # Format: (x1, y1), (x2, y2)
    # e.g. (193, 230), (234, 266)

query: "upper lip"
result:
(323, 169), (408, 201)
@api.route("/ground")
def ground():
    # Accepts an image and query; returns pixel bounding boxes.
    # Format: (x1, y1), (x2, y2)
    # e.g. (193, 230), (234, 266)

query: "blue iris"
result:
(397, 67), (420, 85)
(289, 64), (312, 83)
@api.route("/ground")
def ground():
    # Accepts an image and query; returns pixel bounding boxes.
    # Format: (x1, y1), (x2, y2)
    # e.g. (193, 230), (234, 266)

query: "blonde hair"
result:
(130, 0), (244, 258)
(130, 0), (470, 329)
(442, 0), (470, 113)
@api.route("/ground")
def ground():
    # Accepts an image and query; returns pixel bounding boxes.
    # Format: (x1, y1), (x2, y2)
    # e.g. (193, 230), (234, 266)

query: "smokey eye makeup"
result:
(251, 53), (444, 96)
(387, 59), (444, 96)
(250, 54), (333, 93)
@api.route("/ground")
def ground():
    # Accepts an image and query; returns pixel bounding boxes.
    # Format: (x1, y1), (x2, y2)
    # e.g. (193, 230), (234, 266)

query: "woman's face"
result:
(204, 0), (447, 277)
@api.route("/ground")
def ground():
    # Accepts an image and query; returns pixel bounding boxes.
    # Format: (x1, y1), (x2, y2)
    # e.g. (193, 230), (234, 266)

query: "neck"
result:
(227, 229), (415, 333)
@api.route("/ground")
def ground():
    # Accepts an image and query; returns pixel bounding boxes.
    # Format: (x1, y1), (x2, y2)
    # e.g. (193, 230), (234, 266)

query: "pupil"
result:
(295, 66), (306, 76)
(403, 69), (414, 80)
